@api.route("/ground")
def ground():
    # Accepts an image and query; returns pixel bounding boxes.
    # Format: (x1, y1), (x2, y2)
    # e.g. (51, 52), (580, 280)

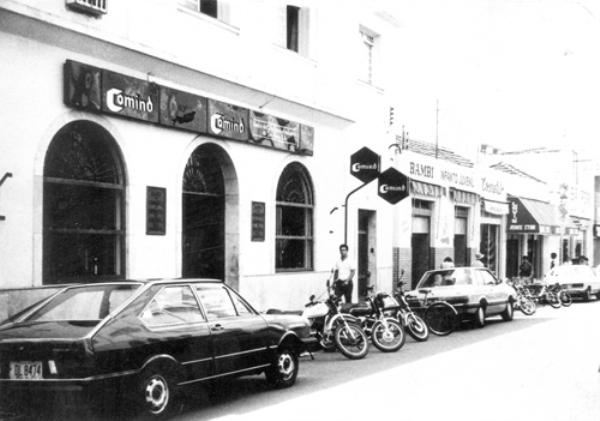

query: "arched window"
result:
(43, 121), (125, 284)
(276, 163), (313, 271)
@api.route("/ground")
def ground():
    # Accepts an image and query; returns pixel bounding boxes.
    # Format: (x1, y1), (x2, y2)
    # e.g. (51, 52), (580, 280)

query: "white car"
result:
(545, 264), (600, 301)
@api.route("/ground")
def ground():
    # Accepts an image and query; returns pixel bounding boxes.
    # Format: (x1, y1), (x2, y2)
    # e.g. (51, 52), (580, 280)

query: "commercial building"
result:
(0, 0), (400, 317)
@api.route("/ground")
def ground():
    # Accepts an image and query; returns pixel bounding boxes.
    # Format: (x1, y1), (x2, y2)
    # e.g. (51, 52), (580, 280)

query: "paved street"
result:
(174, 300), (600, 421)
(3, 300), (600, 421)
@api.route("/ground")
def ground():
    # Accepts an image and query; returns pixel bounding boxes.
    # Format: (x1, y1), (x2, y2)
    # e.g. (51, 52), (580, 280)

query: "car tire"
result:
(135, 365), (180, 420)
(265, 347), (298, 389)
(501, 300), (514, 321)
(474, 306), (486, 328)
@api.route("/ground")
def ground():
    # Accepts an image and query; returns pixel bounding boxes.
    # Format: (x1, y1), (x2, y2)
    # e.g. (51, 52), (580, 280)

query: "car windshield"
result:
(25, 284), (140, 322)
(417, 269), (473, 288)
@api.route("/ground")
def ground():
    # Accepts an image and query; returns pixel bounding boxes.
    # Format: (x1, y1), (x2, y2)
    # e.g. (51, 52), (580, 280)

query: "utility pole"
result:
(435, 99), (439, 159)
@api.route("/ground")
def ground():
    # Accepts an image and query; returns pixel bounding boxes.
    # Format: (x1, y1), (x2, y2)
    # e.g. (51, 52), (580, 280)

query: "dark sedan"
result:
(0, 279), (313, 418)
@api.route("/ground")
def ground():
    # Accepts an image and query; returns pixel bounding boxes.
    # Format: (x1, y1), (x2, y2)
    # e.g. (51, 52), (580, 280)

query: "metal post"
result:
(344, 182), (370, 244)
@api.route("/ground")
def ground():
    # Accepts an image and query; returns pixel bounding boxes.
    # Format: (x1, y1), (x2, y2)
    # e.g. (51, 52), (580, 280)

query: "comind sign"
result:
(350, 147), (380, 183)
(378, 167), (409, 204)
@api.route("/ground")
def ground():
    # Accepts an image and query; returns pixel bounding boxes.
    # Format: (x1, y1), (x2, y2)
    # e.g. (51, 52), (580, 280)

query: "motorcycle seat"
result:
(340, 303), (372, 316)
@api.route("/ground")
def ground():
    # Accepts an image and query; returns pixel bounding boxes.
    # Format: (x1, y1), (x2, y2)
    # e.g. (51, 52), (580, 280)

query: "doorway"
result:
(412, 215), (431, 288)
(357, 209), (377, 301)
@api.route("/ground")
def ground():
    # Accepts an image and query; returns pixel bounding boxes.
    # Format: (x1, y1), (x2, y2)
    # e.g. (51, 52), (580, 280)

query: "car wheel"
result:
(474, 306), (486, 328)
(136, 366), (179, 420)
(501, 300), (514, 321)
(265, 347), (298, 388)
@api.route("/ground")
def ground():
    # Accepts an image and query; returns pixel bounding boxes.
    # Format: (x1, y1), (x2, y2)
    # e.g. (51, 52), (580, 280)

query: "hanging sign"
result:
(378, 168), (409, 204)
(350, 147), (380, 183)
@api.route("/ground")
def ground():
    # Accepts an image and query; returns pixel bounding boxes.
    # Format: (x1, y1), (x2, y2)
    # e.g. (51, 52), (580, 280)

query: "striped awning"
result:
(410, 180), (444, 198)
(450, 188), (478, 205)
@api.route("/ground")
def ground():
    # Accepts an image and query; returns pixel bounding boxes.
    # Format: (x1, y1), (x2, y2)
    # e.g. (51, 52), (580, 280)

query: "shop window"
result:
(276, 163), (314, 271)
(43, 121), (125, 284)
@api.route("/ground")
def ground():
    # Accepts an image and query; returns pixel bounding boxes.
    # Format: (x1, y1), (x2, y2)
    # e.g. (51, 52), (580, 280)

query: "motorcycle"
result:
(393, 274), (430, 342)
(302, 279), (369, 359)
(341, 286), (406, 352)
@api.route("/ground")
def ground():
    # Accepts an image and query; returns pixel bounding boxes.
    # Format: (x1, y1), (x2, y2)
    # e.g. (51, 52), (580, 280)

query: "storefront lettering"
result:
(351, 163), (378, 172)
(410, 162), (434, 178)
(106, 88), (154, 113)
(440, 170), (474, 188)
(481, 178), (504, 195)
(379, 183), (407, 194)
(210, 113), (245, 135)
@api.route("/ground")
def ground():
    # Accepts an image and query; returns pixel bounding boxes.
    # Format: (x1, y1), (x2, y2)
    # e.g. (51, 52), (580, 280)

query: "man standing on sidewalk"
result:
(332, 244), (356, 303)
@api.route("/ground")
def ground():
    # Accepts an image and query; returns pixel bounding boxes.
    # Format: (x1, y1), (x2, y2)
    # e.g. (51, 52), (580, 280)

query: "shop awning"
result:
(410, 180), (444, 198)
(507, 196), (560, 235)
(450, 188), (478, 205)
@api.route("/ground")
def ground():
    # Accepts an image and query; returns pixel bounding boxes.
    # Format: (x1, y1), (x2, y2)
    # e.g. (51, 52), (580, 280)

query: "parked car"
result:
(0, 279), (313, 419)
(545, 264), (600, 301)
(406, 267), (517, 327)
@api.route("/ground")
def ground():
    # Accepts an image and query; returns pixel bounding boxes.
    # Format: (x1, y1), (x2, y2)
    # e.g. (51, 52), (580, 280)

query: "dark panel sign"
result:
(102, 70), (159, 122)
(378, 167), (409, 204)
(299, 125), (314, 156)
(251, 201), (265, 242)
(208, 99), (249, 141)
(249, 111), (300, 151)
(63, 60), (102, 111)
(146, 186), (166, 235)
(350, 147), (380, 183)
(159, 87), (207, 133)
(507, 197), (538, 233)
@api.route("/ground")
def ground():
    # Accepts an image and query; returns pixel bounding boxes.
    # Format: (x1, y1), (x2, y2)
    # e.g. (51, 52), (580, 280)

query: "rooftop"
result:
(398, 137), (474, 168)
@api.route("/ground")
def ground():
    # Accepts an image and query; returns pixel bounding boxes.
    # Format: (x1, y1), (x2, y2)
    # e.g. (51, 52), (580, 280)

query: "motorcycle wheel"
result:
(371, 319), (406, 352)
(548, 292), (562, 309)
(559, 291), (572, 307)
(405, 313), (429, 342)
(519, 297), (536, 315)
(425, 302), (458, 336)
(333, 323), (369, 360)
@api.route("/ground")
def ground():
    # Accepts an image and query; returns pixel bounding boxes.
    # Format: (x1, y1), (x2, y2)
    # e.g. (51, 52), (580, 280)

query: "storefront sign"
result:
(208, 99), (249, 141)
(102, 70), (159, 122)
(64, 60), (315, 155)
(507, 198), (537, 232)
(482, 199), (509, 215)
(350, 147), (380, 183)
(299, 125), (314, 156)
(480, 173), (506, 202)
(159, 87), (207, 133)
(409, 161), (434, 179)
(378, 168), (409, 204)
(251, 201), (265, 242)
(63, 60), (102, 112)
(146, 186), (166, 235)
(249, 111), (300, 151)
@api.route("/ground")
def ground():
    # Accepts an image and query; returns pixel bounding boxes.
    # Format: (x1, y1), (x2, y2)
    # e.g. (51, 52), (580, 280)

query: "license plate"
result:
(9, 361), (43, 380)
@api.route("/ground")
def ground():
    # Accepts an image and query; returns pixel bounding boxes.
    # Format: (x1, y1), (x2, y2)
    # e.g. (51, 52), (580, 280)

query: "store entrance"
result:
(182, 145), (226, 280)
(357, 209), (376, 302)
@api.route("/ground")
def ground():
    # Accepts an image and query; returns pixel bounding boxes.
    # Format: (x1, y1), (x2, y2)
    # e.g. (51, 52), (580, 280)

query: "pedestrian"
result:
(332, 243), (356, 303)
(519, 255), (533, 282)
(473, 252), (485, 268)
(441, 256), (455, 269)
(550, 252), (557, 270)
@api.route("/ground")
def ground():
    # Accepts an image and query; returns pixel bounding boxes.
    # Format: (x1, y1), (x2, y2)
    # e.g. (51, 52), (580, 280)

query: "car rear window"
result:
(26, 285), (139, 322)
(418, 269), (473, 287)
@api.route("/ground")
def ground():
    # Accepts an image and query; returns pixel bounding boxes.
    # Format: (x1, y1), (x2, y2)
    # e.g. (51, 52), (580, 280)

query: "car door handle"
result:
(211, 324), (224, 332)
